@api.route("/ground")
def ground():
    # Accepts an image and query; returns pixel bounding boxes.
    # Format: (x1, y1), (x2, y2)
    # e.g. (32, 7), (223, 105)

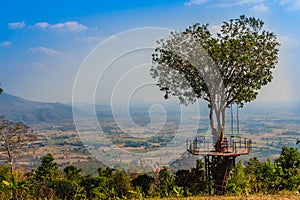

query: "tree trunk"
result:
(9, 161), (13, 175)
(220, 108), (226, 146)
(210, 104), (219, 148)
(210, 102), (226, 152)
(6, 147), (14, 175)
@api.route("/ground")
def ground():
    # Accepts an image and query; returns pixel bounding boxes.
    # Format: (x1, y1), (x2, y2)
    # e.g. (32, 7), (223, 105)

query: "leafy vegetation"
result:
(0, 146), (299, 199)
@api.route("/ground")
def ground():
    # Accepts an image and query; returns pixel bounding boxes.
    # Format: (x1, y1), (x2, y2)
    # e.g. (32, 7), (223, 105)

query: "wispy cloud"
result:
(29, 62), (47, 70)
(185, 0), (265, 7)
(184, 0), (209, 6)
(78, 36), (104, 42)
(1, 41), (12, 47)
(279, 0), (300, 10)
(34, 22), (50, 29)
(215, 0), (264, 7)
(28, 47), (62, 56)
(19, 62), (47, 70)
(250, 3), (269, 12)
(8, 21), (26, 29)
(278, 35), (299, 48)
(49, 21), (87, 32)
(184, 0), (300, 11)
(34, 21), (87, 32)
(6, 21), (88, 32)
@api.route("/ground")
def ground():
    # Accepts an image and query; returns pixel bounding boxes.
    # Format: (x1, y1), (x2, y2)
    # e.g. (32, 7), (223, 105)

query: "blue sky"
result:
(1, 0), (300, 105)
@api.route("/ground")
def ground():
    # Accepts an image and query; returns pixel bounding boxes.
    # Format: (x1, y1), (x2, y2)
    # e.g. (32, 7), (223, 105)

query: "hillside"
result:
(0, 93), (74, 125)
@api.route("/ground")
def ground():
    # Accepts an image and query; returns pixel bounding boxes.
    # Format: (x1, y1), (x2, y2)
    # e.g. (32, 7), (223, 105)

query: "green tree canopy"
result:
(63, 165), (82, 182)
(36, 153), (59, 181)
(151, 15), (279, 148)
(132, 174), (154, 197)
(275, 147), (300, 190)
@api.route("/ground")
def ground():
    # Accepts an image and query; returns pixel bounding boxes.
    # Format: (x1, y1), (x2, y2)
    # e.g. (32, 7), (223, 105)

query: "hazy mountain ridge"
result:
(0, 93), (73, 124)
(1, 92), (299, 125)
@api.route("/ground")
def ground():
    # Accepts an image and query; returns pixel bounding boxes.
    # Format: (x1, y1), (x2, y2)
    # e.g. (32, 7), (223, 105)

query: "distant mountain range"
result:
(0, 93), (74, 124)
(1, 92), (299, 126)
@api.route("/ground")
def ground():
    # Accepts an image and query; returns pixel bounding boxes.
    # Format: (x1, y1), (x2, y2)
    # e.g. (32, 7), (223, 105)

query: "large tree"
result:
(151, 15), (279, 149)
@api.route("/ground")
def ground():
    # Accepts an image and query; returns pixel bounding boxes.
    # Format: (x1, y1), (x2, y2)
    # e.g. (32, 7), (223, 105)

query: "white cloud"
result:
(79, 36), (104, 42)
(1, 41), (12, 47)
(280, 0), (300, 10)
(29, 47), (62, 56)
(184, 0), (209, 6)
(250, 3), (269, 12)
(34, 22), (50, 29)
(280, 0), (300, 6)
(278, 35), (299, 48)
(8, 21), (25, 29)
(185, 0), (300, 11)
(48, 21), (87, 32)
(210, 0), (264, 7)
(33, 21), (87, 32)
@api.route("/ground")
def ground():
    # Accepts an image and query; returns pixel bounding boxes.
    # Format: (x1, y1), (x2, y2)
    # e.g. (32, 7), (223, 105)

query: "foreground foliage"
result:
(0, 146), (299, 199)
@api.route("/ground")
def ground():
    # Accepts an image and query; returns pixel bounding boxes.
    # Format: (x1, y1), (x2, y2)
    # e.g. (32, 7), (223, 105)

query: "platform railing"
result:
(187, 136), (252, 155)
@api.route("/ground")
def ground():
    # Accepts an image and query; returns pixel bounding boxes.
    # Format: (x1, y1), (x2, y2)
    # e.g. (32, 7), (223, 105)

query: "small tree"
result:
(257, 158), (283, 193)
(276, 147), (300, 172)
(227, 161), (249, 195)
(63, 165), (82, 182)
(26, 153), (60, 199)
(80, 174), (103, 199)
(157, 167), (175, 197)
(0, 117), (37, 173)
(151, 15), (279, 149)
(110, 171), (132, 199)
(35, 153), (59, 181)
(132, 174), (154, 197)
(276, 146), (300, 191)
(244, 157), (262, 193)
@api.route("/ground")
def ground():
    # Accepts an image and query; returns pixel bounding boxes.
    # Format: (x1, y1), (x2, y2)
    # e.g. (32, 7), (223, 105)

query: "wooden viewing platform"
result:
(187, 136), (252, 156)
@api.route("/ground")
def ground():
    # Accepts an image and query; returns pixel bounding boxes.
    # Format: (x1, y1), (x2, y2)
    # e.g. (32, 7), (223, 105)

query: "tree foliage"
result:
(0, 147), (299, 199)
(276, 146), (300, 191)
(227, 161), (249, 194)
(151, 15), (279, 147)
(257, 158), (283, 193)
(276, 146), (300, 170)
(244, 157), (261, 193)
(157, 167), (176, 197)
(132, 174), (154, 197)
(35, 153), (59, 181)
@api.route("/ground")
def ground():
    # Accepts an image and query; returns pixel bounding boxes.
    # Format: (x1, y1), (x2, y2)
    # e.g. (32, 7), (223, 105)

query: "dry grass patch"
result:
(148, 193), (300, 200)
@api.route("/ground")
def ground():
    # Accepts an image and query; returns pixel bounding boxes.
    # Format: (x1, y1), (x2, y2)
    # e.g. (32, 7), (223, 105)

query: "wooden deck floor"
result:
(188, 148), (250, 156)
